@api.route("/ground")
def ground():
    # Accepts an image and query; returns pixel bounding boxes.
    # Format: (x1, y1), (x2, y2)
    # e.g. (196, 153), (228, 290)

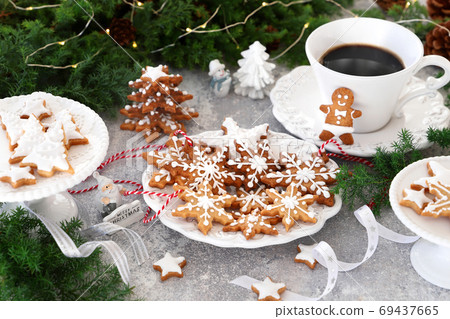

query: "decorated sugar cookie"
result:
(422, 181), (450, 218)
(251, 277), (286, 301)
(223, 209), (279, 240)
(262, 184), (317, 231)
(261, 153), (338, 206)
(153, 252), (187, 281)
(318, 87), (362, 145)
(227, 139), (280, 190)
(21, 98), (52, 121)
(9, 115), (46, 164)
(399, 188), (432, 215)
(0, 112), (26, 150)
(411, 161), (450, 191)
(172, 183), (236, 235)
(233, 185), (272, 214)
(51, 110), (89, 149)
(294, 242), (319, 269)
(0, 166), (36, 188)
(20, 122), (74, 177)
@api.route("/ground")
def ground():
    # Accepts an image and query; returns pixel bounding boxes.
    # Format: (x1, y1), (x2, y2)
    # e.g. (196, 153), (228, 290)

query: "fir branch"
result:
(0, 206), (133, 300)
(427, 127), (450, 149)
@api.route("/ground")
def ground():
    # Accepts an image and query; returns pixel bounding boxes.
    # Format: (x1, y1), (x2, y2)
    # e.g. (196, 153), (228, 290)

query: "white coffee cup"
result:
(305, 17), (450, 133)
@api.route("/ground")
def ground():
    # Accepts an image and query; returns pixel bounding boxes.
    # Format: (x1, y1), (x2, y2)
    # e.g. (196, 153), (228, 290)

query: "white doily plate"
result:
(389, 156), (450, 248)
(142, 130), (342, 249)
(0, 92), (109, 202)
(270, 66), (450, 157)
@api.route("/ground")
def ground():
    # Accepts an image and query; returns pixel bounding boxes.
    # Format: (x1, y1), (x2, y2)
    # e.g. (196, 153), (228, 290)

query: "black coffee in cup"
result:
(319, 44), (405, 76)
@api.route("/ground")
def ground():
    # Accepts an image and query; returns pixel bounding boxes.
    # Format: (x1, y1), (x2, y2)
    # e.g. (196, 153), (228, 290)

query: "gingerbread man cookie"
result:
(318, 87), (361, 145)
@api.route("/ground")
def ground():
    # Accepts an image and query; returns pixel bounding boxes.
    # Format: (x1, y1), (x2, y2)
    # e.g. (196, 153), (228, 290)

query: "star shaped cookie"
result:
(251, 277), (286, 301)
(262, 153), (338, 206)
(153, 252), (186, 281)
(172, 183), (236, 235)
(294, 242), (319, 269)
(422, 181), (450, 217)
(262, 184), (317, 231)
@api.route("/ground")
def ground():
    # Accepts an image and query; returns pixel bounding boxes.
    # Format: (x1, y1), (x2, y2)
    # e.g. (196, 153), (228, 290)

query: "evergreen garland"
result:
(0, 205), (133, 300)
(0, 0), (352, 113)
(333, 129), (449, 215)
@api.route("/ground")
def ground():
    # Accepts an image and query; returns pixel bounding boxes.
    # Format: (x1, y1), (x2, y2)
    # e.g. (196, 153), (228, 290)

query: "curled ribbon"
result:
(21, 202), (149, 285)
(230, 205), (419, 300)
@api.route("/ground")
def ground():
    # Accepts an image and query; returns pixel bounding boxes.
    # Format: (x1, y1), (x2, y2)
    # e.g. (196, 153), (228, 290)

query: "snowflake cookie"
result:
(251, 277), (286, 301)
(294, 242), (319, 269)
(262, 184), (317, 231)
(232, 185), (272, 214)
(0, 166), (36, 188)
(172, 183), (236, 235)
(227, 139), (280, 190)
(262, 153), (338, 206)
(153, 252), (187, 281)
(223, 209), (279, 240)
(178, 144), (244, 195)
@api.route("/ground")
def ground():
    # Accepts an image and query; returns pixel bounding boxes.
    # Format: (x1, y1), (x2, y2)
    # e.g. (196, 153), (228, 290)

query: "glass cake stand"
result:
(389, 156), (450, 289)
(0, 92), (109, 224)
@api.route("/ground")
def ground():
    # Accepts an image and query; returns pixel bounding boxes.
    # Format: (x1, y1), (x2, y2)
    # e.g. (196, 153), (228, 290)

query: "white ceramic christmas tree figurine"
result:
(208, 59), (232, 98)
(233, 41), (276, 99)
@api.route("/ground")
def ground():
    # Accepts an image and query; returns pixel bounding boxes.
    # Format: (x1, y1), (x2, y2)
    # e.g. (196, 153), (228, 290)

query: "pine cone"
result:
(376, 0), (406, 11)
(109, 18), (136, 46)
(424, 20), (450, 60)
(265, 25), (281, 53)
(427, 0), (450, 21)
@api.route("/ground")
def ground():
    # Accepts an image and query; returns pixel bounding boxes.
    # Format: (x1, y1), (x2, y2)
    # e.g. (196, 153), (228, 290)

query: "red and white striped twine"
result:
(318, 139), (374, 168)
(69, 130), (194, 223)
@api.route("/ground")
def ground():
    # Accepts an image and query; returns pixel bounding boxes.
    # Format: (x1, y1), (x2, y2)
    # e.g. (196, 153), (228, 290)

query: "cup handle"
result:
(394, 55), (450, 118)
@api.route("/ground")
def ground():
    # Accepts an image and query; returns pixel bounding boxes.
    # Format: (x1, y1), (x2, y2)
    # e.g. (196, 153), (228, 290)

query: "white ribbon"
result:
(21, 202), (149, 285)
(231, 205), (420, 300)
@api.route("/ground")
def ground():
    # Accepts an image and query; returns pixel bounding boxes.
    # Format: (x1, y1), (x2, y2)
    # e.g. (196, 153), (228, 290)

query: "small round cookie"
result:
(251, 277), (286, 301)
(153, 252), (187, 281)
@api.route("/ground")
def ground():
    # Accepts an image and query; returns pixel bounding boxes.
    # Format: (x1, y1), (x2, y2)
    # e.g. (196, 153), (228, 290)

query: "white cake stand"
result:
(0, 92), (109, 224)
(389, 156), (450, 289)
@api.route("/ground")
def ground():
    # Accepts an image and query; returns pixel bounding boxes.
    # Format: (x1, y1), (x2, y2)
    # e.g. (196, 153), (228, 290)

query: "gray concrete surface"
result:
(73, 0), (449, 300)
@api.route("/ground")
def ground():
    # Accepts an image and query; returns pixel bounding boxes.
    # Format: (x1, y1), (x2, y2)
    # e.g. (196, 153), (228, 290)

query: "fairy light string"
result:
(9, 0), (449, 69)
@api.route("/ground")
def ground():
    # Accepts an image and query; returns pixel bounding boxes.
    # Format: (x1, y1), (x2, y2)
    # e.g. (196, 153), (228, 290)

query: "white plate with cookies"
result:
(142, 129), (342, 249)
(0, 92), (109, 202)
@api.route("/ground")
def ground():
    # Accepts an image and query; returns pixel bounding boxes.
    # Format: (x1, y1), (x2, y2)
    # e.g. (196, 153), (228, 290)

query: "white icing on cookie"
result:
(153, 252), (185, 277)
(295, 243), (319, 265)
(21, 122), (71, 174)
(0, 166), (35, 183)
(403, 188), (432, 208)
(141, 65), (168, 82)
(22, 98), (51, 119)
(412, 161), (450, 189)
(0, 112), (26, 147)
(423, 181), (450, 216)
(252, 277), (286, 300)
(10, 115), (46, 160)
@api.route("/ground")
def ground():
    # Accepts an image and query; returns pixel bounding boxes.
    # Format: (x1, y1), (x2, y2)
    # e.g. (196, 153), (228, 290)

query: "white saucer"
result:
(270, 66), (450, 157)
(389, 156), (450, 289)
